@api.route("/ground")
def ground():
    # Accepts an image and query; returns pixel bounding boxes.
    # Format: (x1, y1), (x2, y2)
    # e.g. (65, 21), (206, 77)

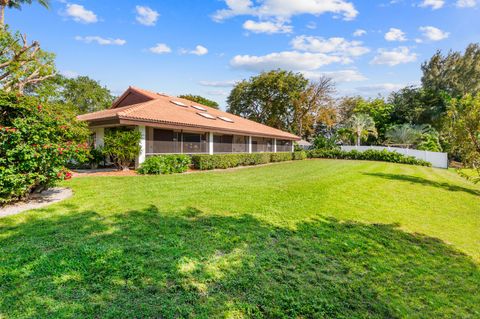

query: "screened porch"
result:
(145, 128), (292, 155)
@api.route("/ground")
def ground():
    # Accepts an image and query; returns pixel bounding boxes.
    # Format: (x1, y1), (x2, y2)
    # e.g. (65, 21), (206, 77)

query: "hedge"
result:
(191, 152), (301, 170)
(138, 155), (191, 175)
(307, 149), (431, 167)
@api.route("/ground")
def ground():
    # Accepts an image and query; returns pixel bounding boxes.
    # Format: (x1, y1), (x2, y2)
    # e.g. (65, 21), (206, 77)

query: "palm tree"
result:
(0, 0), (49, 27)
(385, 124), (428, 148)
(347, 113), (377, 146)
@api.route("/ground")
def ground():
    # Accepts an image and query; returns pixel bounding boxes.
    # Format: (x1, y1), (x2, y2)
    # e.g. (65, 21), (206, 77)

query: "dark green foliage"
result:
(308, 149), (431, 167)
(227, 70), (309, 132)
(270, 152), (293, 162)
(60, 76), (115, 114)
(138, 155), (191, 175)
(191, 152), (293, 170)
(0, 91), (89, 205)
(311, 135), (339, 150)
(178, 94), (219, 109)
(103, 129), (141, 170)
(88, 147), (104, 169)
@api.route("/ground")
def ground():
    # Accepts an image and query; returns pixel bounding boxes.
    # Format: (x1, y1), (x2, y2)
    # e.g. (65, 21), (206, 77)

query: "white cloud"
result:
(419, 0), (445, 9)
(243, 19), (292, 34)
(371, 47), (417, 66)
(353, 29), (367, 37)
(206, 90), (229, 96)
(180, 45), (209, 56)
(291, 36), (370, 57)
(199, 80), (238, 87)
(213, 0), (358, 22)
(419, 26), (449, 41)
(302, 69), (367, 82)
(456, 0), (477, 7)
(149, 43), (172, 54)
(65, 4), (98, 23)
(356, 83), (405, 94)
(231, 51), (348, 72)
(135, 6), (159, 26)
(384, 28), (407, 42)
(75, 36), (126, 46)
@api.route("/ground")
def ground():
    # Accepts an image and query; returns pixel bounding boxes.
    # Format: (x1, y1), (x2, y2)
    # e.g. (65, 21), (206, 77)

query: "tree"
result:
(178, 94), (219, 109)
(228, 70), (320, 136)
(0, 0), (49, 27)
(347, 113), (377, 146)
(388, 86), (446, 129)
(0, 91), (89, 204)
(422, 44), (480, 98)
(103, 128), (141, 171)
(445, 94), (480, 174)
(0, 28), (56, 94)
(59, 75), (115, 114)
(293, 76), (336, 138)
(385, 124), (422, 148)
(353, 97), (393, 141)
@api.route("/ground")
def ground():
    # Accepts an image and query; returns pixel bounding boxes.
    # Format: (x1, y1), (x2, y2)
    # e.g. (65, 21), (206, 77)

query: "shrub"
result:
(138, 155), (191, 175)
(308, 149), (431, 167)
(88, 147), (105, 169)
(0, 92), (90, 205)
(192, 152), (294, 170)
(293, 151), (307, 161)
(271, 152), (293, 162)
(103, 128), (141, 170)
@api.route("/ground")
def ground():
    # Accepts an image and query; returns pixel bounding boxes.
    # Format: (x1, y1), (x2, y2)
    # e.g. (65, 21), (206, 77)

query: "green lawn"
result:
(1, 159), (479, 318)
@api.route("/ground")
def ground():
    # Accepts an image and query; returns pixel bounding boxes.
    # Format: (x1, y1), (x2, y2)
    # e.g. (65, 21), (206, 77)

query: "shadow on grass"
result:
(364, 172), (480, 196)
(0, 206), (479, 318)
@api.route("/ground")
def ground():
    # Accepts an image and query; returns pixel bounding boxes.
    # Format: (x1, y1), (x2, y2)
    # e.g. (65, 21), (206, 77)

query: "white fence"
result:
(341, 146), (448, 169)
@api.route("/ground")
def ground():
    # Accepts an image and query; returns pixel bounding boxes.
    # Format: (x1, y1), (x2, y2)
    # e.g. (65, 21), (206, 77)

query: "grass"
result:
(458, 168), (480, 183)
(1, 159), (479, 318)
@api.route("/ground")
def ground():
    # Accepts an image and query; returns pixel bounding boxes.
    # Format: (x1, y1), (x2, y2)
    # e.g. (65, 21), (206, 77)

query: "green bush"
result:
(0, 91), (90, 205)
(192, 152), (293, 170)
(103, 128), (141, 170)
(270, 152), (293, 162)
(308, 149), (431, 167)
(88, 147), (105, 169)
(293, 151), (307, 161)
(138, 155), (191, 175)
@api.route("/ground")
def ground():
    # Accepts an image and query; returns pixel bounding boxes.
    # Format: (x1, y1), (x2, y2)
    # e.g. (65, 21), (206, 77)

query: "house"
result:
(77, 86), (300, 166)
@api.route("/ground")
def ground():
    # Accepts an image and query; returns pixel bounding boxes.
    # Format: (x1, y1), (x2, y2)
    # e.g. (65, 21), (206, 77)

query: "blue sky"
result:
(8, 0), (480, 108)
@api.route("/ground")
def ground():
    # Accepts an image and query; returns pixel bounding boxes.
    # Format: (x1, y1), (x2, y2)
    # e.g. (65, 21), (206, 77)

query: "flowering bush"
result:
(0, 91), (90, 205)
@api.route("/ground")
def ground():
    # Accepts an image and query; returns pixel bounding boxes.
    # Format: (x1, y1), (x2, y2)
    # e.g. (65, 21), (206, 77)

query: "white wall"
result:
(341, 146), (448, 169)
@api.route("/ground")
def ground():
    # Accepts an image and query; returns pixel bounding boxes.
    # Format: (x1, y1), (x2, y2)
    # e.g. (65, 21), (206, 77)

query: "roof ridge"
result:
(117, 99), (158, 117)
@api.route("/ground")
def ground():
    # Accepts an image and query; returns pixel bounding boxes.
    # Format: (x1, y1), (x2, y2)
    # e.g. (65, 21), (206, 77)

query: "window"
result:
(171, 100), (188, 107)
(276, 140), (292, 152)
(218, 116), (234, 123)
(183, 133), (207, 153)
(192, 105), (207, 111)
(252, 137), (273, 152)
(197, 112), (216, 120)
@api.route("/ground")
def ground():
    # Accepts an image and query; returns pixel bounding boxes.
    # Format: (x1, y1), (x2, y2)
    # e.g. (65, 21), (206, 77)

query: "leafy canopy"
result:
(446, 94), (480, 173)
(178, 94), (219, 109)
(103, 128), (141, 171)
(59, 75), (115, 114)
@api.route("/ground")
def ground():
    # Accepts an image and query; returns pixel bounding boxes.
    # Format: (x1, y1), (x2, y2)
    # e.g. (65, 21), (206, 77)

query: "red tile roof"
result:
(78, 87), (300, 140)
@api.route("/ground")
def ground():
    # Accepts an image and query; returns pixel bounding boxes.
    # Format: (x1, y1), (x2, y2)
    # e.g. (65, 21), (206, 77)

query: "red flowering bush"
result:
(0, 91), (90, 205)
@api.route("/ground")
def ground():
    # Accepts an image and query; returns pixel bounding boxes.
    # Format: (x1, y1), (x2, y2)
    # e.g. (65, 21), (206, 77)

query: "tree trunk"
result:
(356, 134), (360, 146)
(0, 6), (5, 27)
